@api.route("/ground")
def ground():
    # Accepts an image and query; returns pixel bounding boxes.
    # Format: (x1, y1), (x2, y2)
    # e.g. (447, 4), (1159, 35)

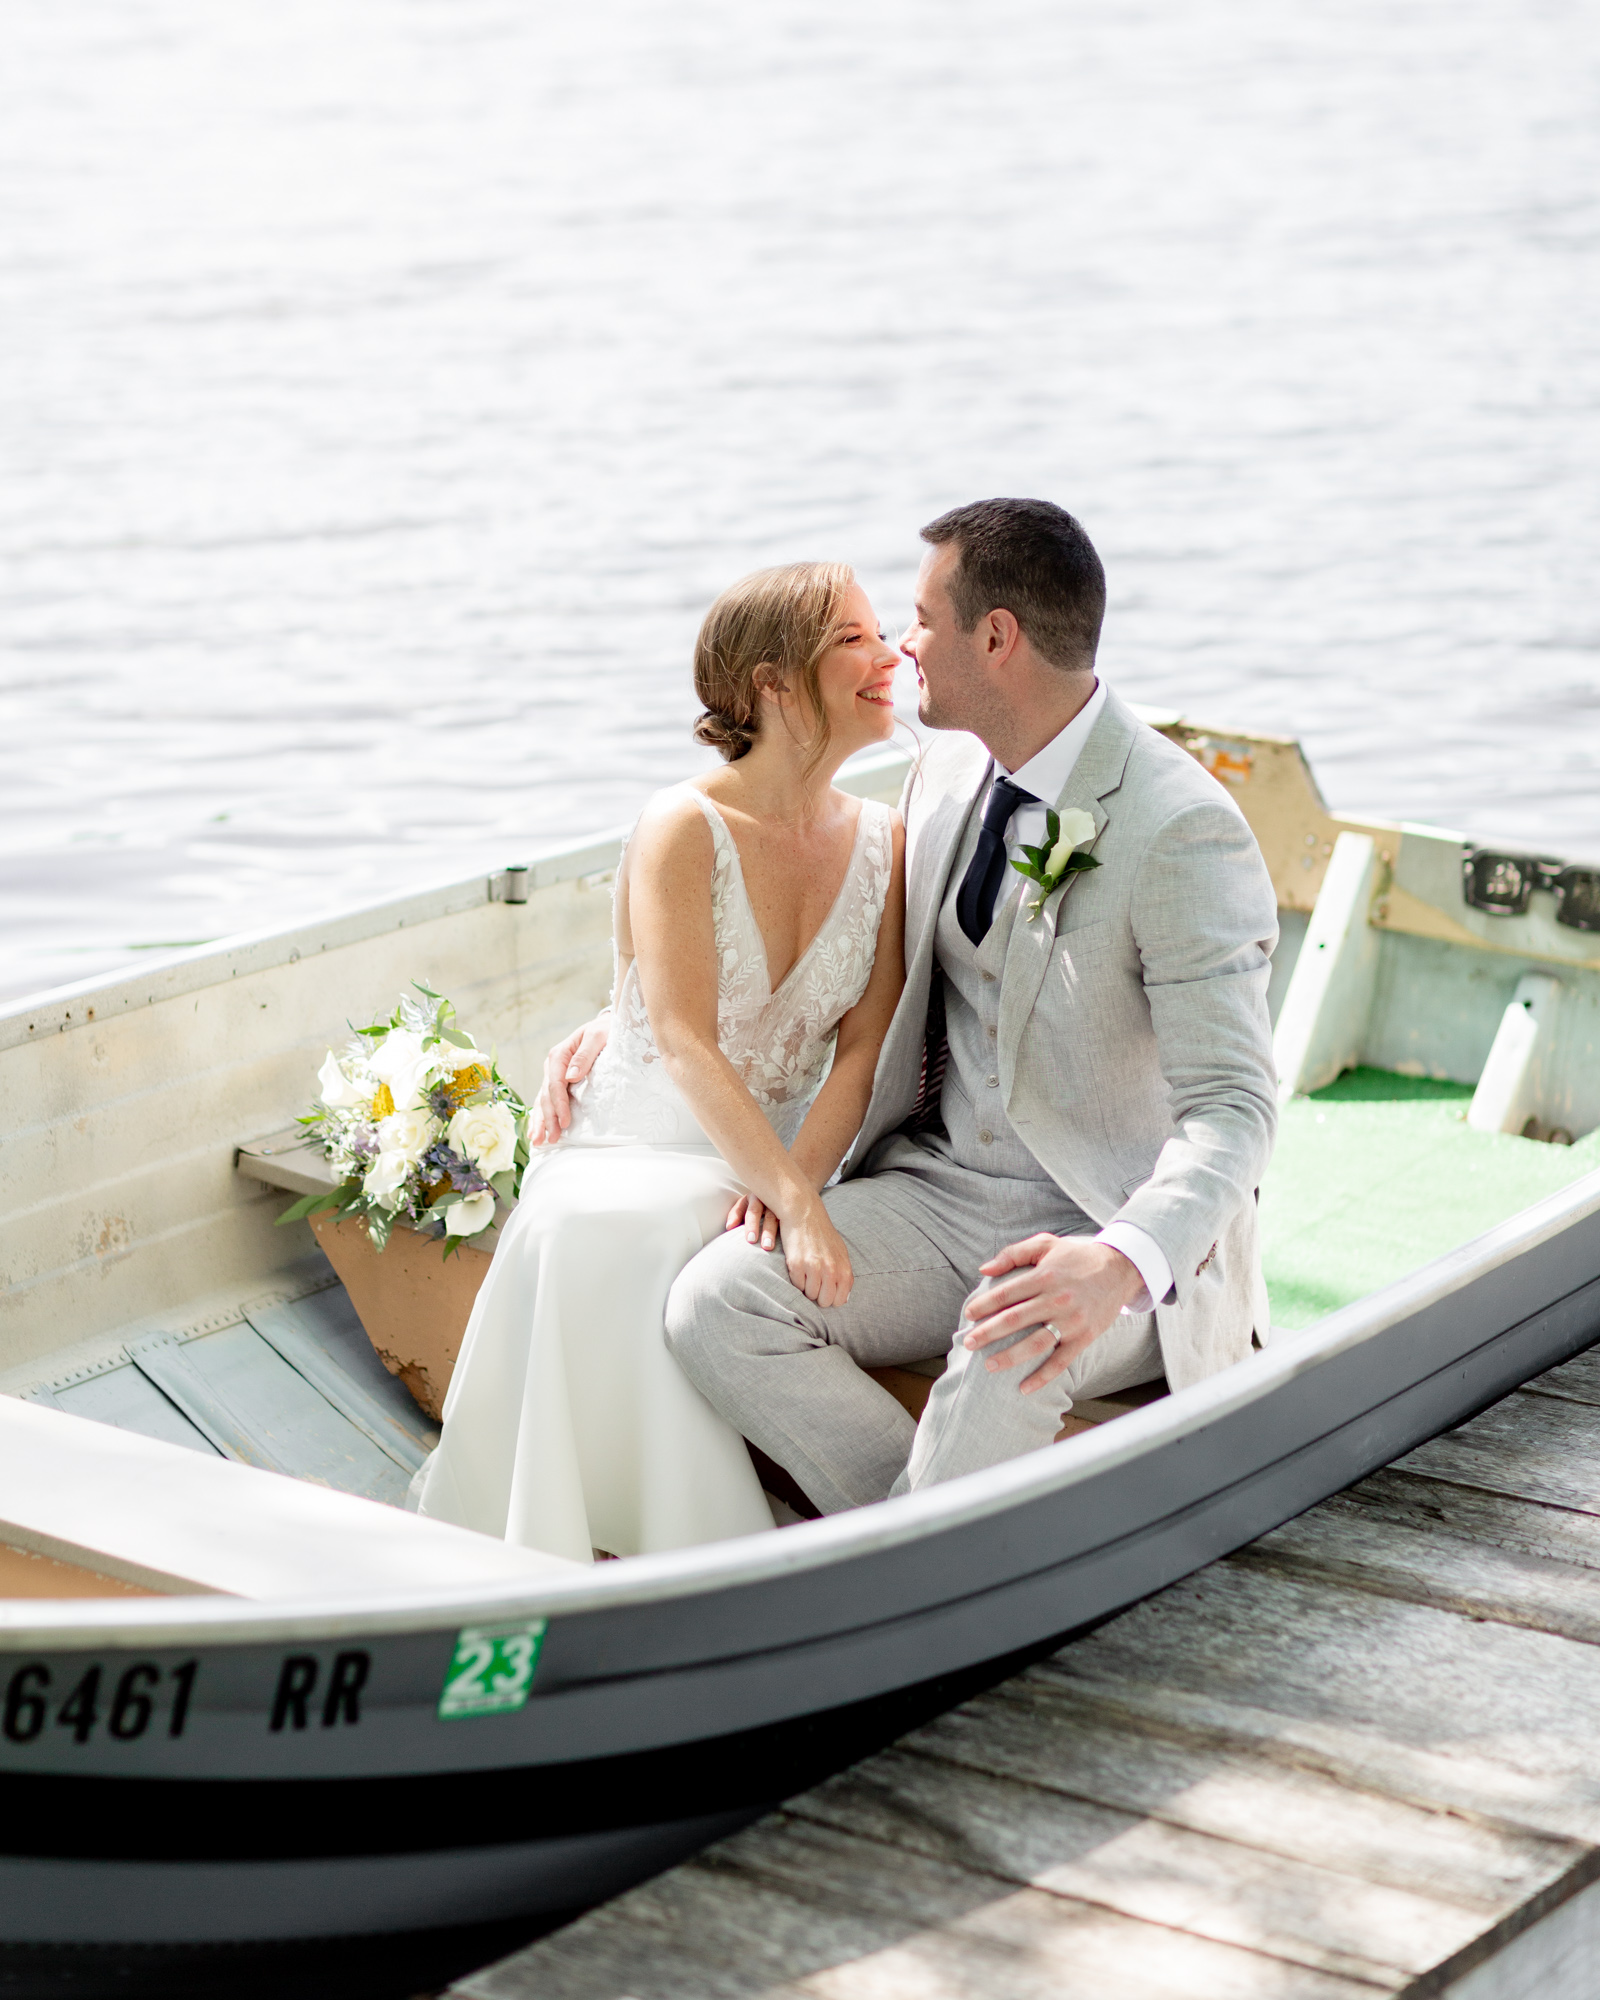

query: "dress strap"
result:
(682, 785), (733, 851)
(679, 788), (741, 918)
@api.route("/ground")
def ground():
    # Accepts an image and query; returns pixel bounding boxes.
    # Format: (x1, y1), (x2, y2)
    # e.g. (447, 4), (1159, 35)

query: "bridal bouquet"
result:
(279, 984), (529, 1254)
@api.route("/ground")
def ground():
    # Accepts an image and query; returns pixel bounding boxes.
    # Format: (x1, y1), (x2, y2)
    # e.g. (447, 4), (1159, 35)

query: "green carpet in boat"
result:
(1260, 1067), (1600, 1330)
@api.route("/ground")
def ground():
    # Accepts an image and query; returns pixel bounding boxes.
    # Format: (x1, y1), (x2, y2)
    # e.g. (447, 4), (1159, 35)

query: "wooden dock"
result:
(448, 1343), (1600, 2000)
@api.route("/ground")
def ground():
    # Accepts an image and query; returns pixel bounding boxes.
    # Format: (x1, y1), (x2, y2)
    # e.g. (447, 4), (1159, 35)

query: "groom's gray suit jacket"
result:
(847, 688), (1280, 1390)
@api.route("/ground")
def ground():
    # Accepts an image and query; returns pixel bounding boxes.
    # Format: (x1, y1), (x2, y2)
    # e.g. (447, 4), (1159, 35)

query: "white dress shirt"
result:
(992, 679), (1175, 1314)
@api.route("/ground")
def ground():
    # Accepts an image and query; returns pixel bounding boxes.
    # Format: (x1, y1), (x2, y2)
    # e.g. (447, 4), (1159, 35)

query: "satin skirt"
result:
(413, 1140), (776, 1564)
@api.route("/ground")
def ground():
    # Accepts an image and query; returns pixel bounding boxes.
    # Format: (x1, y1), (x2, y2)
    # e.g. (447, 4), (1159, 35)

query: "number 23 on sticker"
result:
(437, 1621), (547, 1720)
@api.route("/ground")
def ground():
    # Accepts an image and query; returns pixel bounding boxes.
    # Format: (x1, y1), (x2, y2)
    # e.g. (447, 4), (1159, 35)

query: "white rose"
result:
(317, 1051), (367, 1109)
(370, 1030), (434, 1110)
(444, 1190), (497, 1238)
(447, 1100), (518, 1176)
(377, 1106), (438, 1164)
(363, 1150), (412, 1204)
(436, 1041), (488, 1072)
(1045, 808), (1098, 878)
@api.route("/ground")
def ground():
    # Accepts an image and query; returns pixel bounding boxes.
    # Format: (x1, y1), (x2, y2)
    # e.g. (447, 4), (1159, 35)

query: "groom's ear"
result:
(982, 608), (1023, 665)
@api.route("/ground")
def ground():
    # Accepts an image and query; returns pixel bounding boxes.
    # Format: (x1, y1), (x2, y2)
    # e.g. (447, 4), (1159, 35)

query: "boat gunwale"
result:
(6, 1161), (1598, 1654)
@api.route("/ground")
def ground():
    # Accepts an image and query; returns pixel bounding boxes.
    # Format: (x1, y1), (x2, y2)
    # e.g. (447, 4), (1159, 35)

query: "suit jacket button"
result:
(981, 971), (996, 983)
(978, 1130), (994, 1144)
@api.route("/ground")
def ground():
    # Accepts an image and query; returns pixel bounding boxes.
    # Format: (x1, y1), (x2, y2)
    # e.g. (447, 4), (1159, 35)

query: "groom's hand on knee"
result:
(963, 1235), (1145, 1394)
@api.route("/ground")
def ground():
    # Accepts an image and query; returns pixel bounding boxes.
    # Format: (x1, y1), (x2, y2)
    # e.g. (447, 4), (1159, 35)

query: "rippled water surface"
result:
(3, 0), (1597, 1001)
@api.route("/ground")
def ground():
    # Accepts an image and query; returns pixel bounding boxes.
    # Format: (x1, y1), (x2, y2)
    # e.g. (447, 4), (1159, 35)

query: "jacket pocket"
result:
(1056, 913), (1112, 946)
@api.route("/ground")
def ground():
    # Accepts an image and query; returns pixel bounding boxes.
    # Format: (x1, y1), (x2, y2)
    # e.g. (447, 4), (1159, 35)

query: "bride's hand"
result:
(530, 1015), (611, 1144)
(779, 1197), (853, 1310)
(725, 1194), (779, 1252)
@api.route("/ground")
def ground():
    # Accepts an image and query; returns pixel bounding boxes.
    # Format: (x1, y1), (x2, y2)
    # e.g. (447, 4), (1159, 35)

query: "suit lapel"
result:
(904, 740), (988, 983)
(996, 693), (1139, 1088)
(850, 737), (987, 1164)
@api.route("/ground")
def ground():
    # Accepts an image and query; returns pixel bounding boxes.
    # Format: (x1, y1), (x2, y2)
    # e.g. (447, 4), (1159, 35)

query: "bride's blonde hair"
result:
(692, 561), (856, 772)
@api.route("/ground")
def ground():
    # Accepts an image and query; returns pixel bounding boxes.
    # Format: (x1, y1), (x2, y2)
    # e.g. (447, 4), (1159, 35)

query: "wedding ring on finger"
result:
(1044, 1322), (1063, 1349)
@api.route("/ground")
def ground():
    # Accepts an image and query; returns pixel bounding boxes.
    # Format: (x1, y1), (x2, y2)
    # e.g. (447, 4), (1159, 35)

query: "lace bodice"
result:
(566, 787), (895, 1151)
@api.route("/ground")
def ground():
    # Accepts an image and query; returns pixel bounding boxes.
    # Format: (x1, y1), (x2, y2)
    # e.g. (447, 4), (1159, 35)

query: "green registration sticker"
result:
(437, 1620), (548, 1720)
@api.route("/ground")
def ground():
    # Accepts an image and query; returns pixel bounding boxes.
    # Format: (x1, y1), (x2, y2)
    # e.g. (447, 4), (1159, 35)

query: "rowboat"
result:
(4, 715), (1599, 1995)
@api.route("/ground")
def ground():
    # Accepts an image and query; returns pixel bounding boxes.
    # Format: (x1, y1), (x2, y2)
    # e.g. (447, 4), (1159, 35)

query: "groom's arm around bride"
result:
(662, 499), (1279, 1513)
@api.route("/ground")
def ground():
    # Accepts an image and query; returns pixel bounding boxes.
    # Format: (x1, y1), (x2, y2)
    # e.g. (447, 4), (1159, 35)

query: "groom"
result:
(659, 498), (1279, 1512)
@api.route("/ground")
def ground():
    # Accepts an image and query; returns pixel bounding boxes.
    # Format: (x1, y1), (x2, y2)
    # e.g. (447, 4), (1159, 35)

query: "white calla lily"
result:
(370, 1030), (434, 1110)
(445, 1191), (497, 1237)
(1044, 808), (1098, 877)
(317, 1051), (366, 1110)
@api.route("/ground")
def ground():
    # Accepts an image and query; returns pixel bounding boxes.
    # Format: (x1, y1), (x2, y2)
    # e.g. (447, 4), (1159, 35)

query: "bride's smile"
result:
(787, 584), (901, 758)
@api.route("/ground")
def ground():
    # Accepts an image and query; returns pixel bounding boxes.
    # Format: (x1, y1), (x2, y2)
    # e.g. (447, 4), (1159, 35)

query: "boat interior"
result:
(4, 716), (1598, 1597)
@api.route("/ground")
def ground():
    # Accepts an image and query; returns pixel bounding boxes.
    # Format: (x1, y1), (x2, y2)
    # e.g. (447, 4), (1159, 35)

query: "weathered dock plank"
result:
(902, 1680), (1568, 1910)
(1399, 1388), (1600, 1514)
(450, 1350), (1600, 1999)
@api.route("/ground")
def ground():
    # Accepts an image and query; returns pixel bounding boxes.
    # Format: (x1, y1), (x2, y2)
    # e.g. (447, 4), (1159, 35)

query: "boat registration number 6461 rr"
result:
(2, 1619), (549, 1750)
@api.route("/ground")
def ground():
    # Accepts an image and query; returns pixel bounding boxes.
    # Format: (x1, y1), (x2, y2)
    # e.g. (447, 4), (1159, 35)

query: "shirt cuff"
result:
(1095, 1223), (1173, 1315)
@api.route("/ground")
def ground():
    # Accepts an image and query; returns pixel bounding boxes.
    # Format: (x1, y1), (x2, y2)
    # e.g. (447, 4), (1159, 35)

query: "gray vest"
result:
(933, 788), (1057, 1184)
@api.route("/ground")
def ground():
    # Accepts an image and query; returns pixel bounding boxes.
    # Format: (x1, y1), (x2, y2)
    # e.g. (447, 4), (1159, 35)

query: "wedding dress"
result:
(413, 787), (895, 1564)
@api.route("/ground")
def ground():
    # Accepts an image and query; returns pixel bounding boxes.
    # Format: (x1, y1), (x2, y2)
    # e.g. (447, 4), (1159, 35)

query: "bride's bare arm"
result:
(630, 795), (856, 1307)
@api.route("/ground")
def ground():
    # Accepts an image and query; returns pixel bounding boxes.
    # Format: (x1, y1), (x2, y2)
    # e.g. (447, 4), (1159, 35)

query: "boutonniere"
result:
(1011, 806), (1101, 922)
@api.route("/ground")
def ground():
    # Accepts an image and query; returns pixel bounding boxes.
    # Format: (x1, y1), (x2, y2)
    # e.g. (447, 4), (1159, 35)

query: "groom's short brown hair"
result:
(920, 498), (1105, 672)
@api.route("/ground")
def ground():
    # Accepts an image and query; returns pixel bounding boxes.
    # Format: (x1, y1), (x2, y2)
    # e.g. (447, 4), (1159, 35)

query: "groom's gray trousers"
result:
(663, 1134), (1161, 1515)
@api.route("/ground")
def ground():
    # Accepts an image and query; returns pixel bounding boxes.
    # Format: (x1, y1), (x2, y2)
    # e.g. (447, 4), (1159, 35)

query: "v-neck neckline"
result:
(697, 793), (870, 1003)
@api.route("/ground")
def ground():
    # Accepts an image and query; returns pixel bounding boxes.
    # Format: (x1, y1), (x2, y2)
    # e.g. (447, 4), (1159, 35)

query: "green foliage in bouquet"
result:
(277, 983), (530, 1257)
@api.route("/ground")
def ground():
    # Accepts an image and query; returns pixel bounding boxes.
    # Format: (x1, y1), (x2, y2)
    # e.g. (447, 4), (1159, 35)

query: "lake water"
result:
(3, 0), (1597, 1003)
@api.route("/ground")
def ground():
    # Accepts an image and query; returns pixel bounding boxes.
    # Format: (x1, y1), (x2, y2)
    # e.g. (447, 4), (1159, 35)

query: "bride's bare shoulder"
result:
(625, 785), (716, 878)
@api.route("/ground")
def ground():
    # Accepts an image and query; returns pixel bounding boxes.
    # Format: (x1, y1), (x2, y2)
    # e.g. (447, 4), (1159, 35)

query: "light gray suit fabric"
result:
(665, 688), (1279, 1510)
(931, 791), (1059, 1181)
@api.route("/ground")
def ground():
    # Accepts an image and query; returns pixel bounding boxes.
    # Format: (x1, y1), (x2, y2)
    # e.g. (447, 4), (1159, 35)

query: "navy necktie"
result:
(956, 773), (1038, 946)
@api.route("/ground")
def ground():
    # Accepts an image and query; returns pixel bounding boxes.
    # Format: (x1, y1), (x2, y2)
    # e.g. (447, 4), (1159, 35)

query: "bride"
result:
(414, 561), (907, 1563)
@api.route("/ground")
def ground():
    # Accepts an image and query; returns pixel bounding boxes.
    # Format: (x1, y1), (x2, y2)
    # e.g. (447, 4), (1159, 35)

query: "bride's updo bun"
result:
(692, 560), (856, 769)
(690, 708), (759, 761)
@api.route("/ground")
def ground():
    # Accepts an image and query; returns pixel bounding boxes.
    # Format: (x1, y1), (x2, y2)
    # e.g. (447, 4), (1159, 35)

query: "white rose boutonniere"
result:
(1011, 805), (1101, 922)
